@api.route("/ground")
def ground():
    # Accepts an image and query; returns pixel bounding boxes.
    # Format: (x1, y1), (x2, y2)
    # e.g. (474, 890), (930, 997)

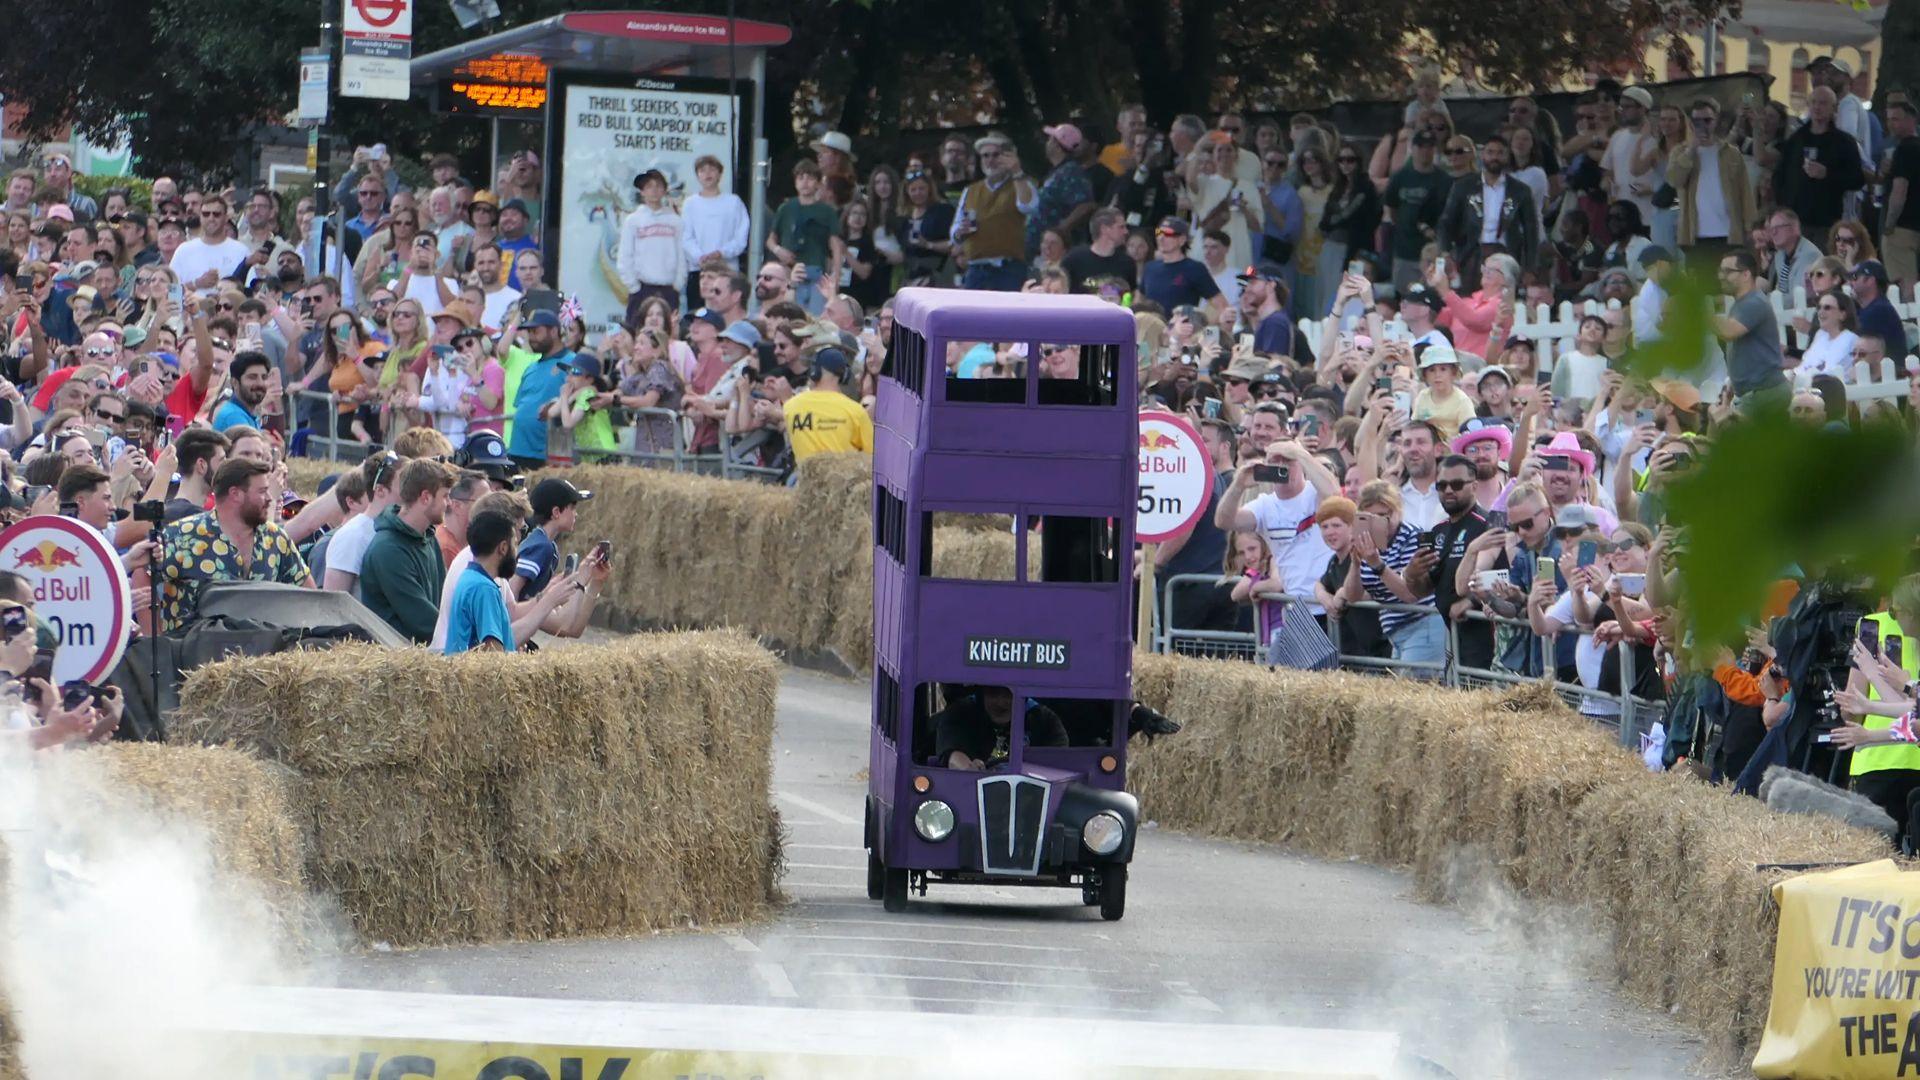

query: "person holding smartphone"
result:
(1831, 575), (1920, 833)
(1216, 438), (1342, 622)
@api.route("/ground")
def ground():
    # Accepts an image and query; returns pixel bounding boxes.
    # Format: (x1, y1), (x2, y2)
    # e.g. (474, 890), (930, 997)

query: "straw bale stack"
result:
(174, 630), (782, 947)
(1130, 652), (1895, 1067)
(284, 457), (343, 499)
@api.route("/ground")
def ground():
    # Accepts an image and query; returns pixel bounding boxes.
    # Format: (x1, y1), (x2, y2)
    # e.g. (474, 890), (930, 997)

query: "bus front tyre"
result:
(1099, 865), (1127, 922)
(866, 851), (885, 901)
(882, 865), (911, 913)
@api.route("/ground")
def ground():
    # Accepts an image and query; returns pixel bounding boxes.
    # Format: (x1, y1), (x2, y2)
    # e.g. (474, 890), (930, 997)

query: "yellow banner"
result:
(1755, 859), (1920, 1078)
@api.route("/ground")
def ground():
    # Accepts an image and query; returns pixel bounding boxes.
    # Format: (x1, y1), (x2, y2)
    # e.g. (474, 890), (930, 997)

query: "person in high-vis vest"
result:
(950, 132), (1037, 293)
(1830, 576), (1920, 838)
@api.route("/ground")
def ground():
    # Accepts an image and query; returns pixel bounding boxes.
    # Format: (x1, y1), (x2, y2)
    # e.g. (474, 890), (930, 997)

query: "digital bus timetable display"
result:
(964, 636), (1071, 669)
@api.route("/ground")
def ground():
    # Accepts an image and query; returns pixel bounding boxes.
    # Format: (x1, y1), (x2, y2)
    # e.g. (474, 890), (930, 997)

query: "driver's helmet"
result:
(452, 432), (523, 488)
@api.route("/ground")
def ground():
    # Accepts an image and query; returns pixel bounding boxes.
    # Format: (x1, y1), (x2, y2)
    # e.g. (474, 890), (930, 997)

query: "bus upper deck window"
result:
(944, 340), (1024, 404)
(1037, 343), (1119, 406)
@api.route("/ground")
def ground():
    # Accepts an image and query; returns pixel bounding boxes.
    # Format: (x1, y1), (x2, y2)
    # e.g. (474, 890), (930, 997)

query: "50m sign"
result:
(1135, 413), (1212, 544)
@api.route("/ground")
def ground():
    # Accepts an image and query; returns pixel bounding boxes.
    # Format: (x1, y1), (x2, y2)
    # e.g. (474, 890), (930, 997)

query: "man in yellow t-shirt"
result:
(784, 348), (872, 462)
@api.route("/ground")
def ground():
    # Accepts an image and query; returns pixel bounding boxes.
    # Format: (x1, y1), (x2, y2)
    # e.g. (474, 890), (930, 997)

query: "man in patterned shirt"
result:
(157, 457), (314, 631)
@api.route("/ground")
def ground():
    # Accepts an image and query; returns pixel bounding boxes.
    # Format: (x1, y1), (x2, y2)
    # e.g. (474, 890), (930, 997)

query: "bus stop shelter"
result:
(410, 10), (790, 331)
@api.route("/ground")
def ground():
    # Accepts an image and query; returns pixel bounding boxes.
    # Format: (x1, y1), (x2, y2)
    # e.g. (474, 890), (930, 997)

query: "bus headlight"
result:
(913, 799), (955, 841)
(1082, 811), (1126, 856)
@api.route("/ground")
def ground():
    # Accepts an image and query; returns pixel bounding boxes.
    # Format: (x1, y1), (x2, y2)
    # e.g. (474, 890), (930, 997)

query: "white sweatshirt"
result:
(681, 191), (752, 268)
(616, 204), (686, 289)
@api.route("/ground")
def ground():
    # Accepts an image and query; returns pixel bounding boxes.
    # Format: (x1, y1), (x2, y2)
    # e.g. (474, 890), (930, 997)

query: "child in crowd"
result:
(1227, 530), (1287, 665)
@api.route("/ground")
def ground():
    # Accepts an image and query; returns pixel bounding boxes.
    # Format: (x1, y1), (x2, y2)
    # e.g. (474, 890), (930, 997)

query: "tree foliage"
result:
(2, 0), (1722, 178)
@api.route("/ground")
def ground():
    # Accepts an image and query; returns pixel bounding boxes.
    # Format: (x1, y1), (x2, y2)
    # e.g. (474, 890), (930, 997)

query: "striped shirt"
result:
(1357, 524), (1436, 635)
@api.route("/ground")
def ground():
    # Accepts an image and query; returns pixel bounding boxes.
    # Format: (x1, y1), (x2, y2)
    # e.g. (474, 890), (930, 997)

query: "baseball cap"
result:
(122, 325), (148, 349)
(567, 354), (604, 380)
(812, 347), (851, 379)
(69, 260), (99, 280)
(1552, 504), (1601, 532)
(973, 132), (1014, 154)
(1621, 86), (1654, 109)
(721, 320), (762, 350)
(1411, 131), (1437, 147)
(530, 477), (593, 520)
(1650, 377), (1703, 412)
(632, 169), (667, 191)
(1850, 259), (1889, 287)
(1235, 262), (1285, 283)
(1477, 364), (1513, 386)
(1043, 123), (1086, 152)
(500, 198), (532, 217)
(1155, 217), (1190, 237)
(688, 307), (726, 330)
(1637, 245), (1677, 267)
(522, 309), (561, 329)
(1401, 283), (1443, 310)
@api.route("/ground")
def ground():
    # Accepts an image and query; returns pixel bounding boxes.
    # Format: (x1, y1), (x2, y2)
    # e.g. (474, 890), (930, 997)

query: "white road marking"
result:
(786, 862), (860, 872)
(777, 791), (860, 826)
(785, 933), (1078, 953)
(754, 961), (798, 999)
(793, 951), (1113, 974)
(812, 969), (1147, 994)
(722, 934), (760, 954)
(779, 881), (850, 891)
(1163, 979), (1224, 1013)
(819, 992), (1155, 1015)
(787, 916), (1046, 935)
(787, 843), (867, 853)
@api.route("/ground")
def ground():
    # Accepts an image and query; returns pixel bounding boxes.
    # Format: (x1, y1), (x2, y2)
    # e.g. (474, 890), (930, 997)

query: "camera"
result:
(131, 499), (167, 525)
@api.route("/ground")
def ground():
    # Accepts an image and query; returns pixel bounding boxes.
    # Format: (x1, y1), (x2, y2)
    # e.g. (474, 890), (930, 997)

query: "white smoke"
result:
(0, 734), (314, 1077)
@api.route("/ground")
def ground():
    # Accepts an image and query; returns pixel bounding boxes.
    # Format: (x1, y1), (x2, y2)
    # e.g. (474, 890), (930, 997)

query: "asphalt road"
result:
(330, 666), (1707, 1079)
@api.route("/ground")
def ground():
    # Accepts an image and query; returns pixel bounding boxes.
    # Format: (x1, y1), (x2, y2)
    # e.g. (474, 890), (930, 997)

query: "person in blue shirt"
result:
(510, 476), (591, 600)
(211, 352), (274, 434)
(1140, 217), (1224, 319)
(497, 200), (542, 290)
(444, 509), (521, 653)
(506, 309), (573, 468)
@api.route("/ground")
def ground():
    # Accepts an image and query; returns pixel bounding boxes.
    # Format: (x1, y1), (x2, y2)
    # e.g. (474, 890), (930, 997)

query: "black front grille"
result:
(978, 776), (1048, 875)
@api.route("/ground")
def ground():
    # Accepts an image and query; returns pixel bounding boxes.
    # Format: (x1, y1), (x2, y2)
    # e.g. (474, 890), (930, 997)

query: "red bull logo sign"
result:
(0, 515), (132, 684)
(1135, 413), (1214, 544)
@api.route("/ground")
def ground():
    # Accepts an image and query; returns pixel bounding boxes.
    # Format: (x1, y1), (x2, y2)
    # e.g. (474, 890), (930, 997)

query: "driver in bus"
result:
(934, 686), (1069, 771)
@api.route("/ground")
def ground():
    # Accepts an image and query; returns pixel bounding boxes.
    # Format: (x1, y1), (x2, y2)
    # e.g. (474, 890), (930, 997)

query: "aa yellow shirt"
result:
(786, 389), (873, 461)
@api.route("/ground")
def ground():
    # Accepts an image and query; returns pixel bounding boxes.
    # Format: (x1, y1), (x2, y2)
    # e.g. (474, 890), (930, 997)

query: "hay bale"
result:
(284, 458), (342, 499)
(171, 630), (783, 948)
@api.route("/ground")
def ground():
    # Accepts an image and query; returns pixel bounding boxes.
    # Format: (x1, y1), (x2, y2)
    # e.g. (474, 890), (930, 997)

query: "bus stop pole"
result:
(1137, 543), (1158, 651)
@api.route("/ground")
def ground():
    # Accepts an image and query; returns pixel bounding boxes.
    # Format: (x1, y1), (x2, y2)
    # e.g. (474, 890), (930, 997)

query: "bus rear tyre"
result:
(1099, 865), (1127, 921)
(882, 866), (910, 913)
(866, 851), (885, 901)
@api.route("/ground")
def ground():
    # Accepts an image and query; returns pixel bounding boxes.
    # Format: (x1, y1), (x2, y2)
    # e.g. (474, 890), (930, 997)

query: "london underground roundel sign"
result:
(1136, 412), (1213, 543)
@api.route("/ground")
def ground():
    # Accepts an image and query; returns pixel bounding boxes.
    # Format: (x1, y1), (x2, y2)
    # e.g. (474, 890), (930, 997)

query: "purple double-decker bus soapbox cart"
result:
(865, 288), (1139, 921)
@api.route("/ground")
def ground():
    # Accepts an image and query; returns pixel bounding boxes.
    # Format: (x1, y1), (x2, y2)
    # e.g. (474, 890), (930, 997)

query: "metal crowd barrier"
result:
(1154, 573), (1665, 749)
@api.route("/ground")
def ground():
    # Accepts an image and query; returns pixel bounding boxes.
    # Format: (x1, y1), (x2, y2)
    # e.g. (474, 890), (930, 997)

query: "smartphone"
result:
(1577, 540), (1599, 568)
(1635, 409), (1655, 427)
(1252, 464), (1288, 484)
(564, 553), (580, 576)
(1300, 415), (1321, 439)
(60, 681), (96, 711)
(589, 540), (612, 564)
(167, 283), (185, 306)
(1202, 398), (1222, 419)
(1860, 622), (1881, 656)
(1237, 331), (1254, 352)
(1347, 260), (1367, 277)
(1537, 554), (1557, 582)
(1434, 256), (1448, 276)
(1484, 510), (1507, 529)
(1204, 327), (1220, 347)
(10, 273), (29, 291)
(1536, 368), (1553, 388)
(1415, 531), (1437, 557)
(1888, 636), (1906, 667)
(1616, 572), (1646, 597)
(1372, 375), (1394, 393)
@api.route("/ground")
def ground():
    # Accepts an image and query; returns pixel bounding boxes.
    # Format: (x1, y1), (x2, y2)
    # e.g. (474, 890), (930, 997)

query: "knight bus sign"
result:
(0, 516), (133, 683)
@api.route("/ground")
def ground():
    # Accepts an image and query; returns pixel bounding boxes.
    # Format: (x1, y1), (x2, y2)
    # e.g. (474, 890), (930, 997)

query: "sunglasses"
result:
(1447, 148), (1471, 156)
(215, 301), (235, 311)
(1433, 479), (1472, 492)
(0, 605), (28, 641)
(94, 407), (125, 422)
(1507, 513), (1542, 532)
(84, 346), (115, 358)
(371, 297), (394, 307)
(210, 338), (232, 351)
(1337, 156), (1359, 164)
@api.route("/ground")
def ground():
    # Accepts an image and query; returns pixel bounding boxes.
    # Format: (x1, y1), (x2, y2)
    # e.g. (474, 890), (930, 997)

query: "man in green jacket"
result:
(359, 458), (454, 643)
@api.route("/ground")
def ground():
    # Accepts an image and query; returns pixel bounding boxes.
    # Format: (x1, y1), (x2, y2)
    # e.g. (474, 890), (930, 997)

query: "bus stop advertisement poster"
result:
(545, 72), (755, 335)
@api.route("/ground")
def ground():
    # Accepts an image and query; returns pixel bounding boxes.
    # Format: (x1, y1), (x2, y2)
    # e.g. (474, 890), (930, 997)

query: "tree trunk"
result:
(1008, 2), (1068, 124)
(1172, 0), (1220, 120)
(835, 3), (888, 138)
(1120, 0), (1180, 127)
(1876, 0), (1920, 114)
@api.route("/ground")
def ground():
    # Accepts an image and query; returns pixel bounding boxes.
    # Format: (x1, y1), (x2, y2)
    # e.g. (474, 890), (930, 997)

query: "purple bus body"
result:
(866, 288), (1140, 910)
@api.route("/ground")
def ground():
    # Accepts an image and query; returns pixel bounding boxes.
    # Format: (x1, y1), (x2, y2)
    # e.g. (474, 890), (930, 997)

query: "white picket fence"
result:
(1298, 283), (1919, 405)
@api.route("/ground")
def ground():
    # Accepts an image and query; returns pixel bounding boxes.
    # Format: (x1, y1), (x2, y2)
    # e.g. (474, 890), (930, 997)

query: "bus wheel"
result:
(1098, 865), (1127, 921)
(882, 865), (911, 913)
(866, 851), (885, 901)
